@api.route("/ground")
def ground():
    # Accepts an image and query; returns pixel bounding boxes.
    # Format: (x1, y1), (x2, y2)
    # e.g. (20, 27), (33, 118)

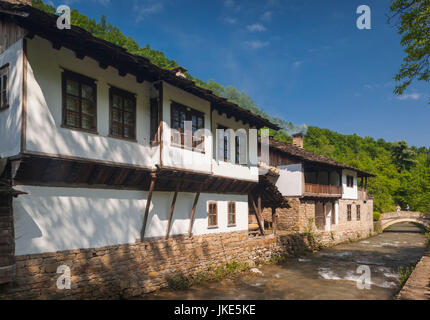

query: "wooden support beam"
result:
(75, 52), (85, 60)
(249, 194), (264, 236)
(141, 173), (156, 240)
(99, 62), (108, 70)
(52, 42), (61, 50)
(165, 184), (180, 239)
(188, 187), (201, 237)
(272, 208), (277, 235)
(258, 194), (265, 232)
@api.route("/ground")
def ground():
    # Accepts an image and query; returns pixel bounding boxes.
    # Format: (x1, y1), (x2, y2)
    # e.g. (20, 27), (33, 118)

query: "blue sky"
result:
(51, 0), (429, 147)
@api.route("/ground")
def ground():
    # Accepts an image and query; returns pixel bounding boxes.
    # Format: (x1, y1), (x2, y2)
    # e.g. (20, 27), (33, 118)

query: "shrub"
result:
(373, 212), (381, 221)
(399, 262), (418, 288)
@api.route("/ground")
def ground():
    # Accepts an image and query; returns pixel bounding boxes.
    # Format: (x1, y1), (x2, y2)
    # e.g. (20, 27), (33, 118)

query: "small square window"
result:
(0, 64), (9, 111)
(346, 176), (354, 188)
(228, 202), (236, 226)
(208, 202), (218, 228)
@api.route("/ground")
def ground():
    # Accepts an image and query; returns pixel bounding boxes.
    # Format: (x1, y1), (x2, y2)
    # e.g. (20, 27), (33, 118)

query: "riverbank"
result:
(143, 222), (427, 300)
(397, 247), (430, 300)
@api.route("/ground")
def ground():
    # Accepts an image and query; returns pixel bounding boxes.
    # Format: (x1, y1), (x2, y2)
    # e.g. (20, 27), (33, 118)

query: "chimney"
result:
(3, 0), (32, 5)
(171, 66), (188, 78)
(292, 133), (304, 148)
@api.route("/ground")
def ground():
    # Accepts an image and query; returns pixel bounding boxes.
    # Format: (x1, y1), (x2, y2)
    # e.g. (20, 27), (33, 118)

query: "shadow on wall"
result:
(13, 186), (248, 256)
(25, 39), (158, 166)
(13, 186), (148, 255)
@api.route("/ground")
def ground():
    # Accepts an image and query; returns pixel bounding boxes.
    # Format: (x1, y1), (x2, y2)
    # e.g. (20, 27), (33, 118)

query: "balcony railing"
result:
(304, 183), (342, 197)
(358, 187), (369, 200)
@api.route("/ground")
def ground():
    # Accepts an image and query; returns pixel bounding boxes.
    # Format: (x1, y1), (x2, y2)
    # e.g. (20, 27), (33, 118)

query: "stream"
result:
(144, 222), (427, 300)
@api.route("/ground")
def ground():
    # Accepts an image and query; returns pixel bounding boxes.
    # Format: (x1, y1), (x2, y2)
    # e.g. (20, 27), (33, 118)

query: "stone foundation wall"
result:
(334, 198), (374, 239)
(0, 188), (15, 285)
(0, 231), (313, 300)
(268, 198), (315, 233)
(274, 197), (374, 246)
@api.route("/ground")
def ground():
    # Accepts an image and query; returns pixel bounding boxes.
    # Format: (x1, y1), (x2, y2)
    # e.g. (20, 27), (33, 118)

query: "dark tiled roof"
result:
(0, 2), (279, 130)
(267, 138), (376, 177)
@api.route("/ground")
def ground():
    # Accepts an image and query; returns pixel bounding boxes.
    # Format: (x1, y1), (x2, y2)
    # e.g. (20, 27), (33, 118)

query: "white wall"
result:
(24, 37), (261, 181)
(342, 169), (358, 200)
(275, 164), (303, 196)
(0, 40), (22, 158)
(211, 111), (258, 181)
(25, 37), (159, 167)
(13, 185), (249, 255)
(161, 81), (212, 173)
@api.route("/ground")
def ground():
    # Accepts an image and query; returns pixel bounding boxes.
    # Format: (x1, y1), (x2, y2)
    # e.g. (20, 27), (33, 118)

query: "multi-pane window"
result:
(0, 64), (9, 110)
(150, 98), (159, 144)
(62, 71), (97, 131)
(346, 175), (354, 188)
(228, 202), (236, 226)
(347, 204), (352, 221)
(235, 134), (247, 165)
(218, 125), (229, 162)
(235, 136), (240, 164)
(171, 102), (205, 152)
(356, 205), (361, 221)
(109, 87), (136, 140)
(208, 202), (218, 228)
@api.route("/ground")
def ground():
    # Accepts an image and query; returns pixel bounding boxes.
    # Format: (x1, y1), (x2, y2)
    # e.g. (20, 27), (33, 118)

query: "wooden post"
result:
(188, 187), (201, 237)
(141, 173), (156, 240)
(258, 194), (264, 232)
(249, 194), (264, 236)
(272, 208), (277, 235)
(165, 184), (179, 239)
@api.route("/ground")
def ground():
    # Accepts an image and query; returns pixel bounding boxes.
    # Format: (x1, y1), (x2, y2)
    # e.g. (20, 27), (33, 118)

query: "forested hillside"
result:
(32, 0), (430, 214)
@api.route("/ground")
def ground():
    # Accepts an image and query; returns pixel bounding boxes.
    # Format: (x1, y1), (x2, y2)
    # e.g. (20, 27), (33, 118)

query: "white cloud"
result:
(222, 16), (238, 25)
(223, 0), (241, 12)
(61, 0), (110, 6)
(293, 61), (303, 68)
(261, 11), (272, 21)
(134, 1), (163, 22)
(397, 93), (421, 100)
(244, 40), (269, 49)
(247, 23), (266, 32)
(97, 0), (110, 6)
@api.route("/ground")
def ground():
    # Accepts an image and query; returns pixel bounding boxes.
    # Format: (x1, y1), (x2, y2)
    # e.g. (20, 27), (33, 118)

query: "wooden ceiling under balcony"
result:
(9, 153), (256, 194)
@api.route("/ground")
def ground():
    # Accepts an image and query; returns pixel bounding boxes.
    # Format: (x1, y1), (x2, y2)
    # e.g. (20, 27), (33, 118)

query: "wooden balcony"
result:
(304, 183), (342, 198)
(358, 187), (369, 200)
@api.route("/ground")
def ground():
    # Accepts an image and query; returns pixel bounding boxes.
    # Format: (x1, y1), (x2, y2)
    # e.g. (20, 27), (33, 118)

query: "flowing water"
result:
(144, 222), (427, 300)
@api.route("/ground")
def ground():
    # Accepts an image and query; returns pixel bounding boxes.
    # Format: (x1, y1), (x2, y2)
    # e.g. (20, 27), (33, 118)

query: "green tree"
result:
(391, 140), (417, 171)
(389, 0), (430, 100)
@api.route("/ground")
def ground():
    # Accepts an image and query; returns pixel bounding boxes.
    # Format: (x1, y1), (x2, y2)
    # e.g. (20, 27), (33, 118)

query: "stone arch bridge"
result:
(379, 212), (430, 230)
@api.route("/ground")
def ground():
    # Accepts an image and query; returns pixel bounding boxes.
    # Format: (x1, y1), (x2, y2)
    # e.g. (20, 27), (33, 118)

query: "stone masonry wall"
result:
(0, 189), (15, 285)
(274, 197), (374, 246)
(0, 231), (312, 300)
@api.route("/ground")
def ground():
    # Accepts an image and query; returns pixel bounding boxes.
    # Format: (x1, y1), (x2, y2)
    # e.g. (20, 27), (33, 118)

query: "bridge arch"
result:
(379, 212), (430, 231)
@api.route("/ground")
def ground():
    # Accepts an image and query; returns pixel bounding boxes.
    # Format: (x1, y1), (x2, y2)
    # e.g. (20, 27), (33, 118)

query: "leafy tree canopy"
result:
(389, 0), (430, 100)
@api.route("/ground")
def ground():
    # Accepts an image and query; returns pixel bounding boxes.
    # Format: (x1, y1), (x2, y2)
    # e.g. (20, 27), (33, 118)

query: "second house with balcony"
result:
(254, 134), (375, 242)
